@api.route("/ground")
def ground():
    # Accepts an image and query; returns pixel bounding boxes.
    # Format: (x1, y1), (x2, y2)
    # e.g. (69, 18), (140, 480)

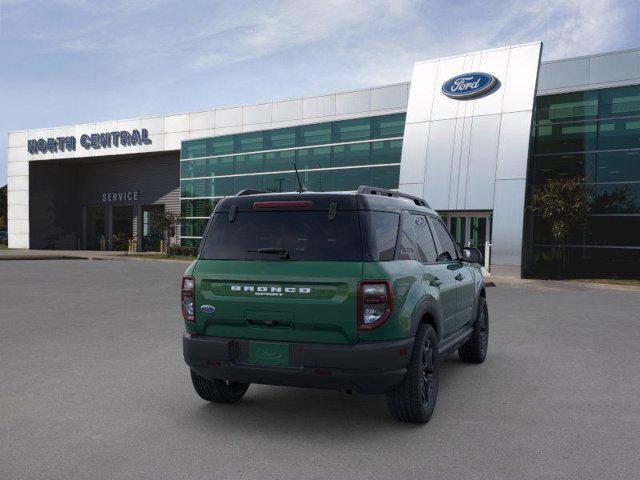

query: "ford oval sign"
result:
(441, 72), (497, 99)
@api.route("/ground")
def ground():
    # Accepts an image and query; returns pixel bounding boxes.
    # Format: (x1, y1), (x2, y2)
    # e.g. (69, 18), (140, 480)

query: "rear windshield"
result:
(200, 210), (363, 261)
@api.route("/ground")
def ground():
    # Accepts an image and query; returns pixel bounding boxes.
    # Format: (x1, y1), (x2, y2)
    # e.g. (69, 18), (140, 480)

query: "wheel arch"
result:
(411, 298), (444, 341)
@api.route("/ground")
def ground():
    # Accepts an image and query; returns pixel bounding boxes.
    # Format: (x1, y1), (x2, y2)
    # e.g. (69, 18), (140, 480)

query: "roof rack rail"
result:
(357, 185), (431, 208)
(235, 189), (271, 196)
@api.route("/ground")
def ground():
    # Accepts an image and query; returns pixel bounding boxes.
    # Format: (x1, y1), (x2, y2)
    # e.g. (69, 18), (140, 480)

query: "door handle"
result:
(429, 277), (443, 287)
(455, 273), (465, 281)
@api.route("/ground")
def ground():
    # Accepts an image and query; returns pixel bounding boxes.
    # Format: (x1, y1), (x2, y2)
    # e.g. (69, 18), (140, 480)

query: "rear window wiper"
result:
(249, 247), (290, 259)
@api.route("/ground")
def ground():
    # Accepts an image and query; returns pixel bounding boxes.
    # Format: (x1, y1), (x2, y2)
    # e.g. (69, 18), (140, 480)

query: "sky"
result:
(1, 0), (640, 186)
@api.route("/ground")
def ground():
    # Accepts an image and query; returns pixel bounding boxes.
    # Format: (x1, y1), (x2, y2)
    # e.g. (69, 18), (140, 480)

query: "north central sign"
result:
(27, 128), (152, 155)
(441, 72), (497, 99)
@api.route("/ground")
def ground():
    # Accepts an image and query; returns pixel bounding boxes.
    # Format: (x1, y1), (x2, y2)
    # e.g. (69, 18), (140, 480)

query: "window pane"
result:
(590, 183), (640, 214)
(234, 175), (264, 192)
(599, 84), (640, 118)
(180, 180), (193, 198)
(597, 119), (640, 150)
(181, 238), (201, 248)
(371, 113), (406, 139)
(262, 172), (297, 192)
(535, 91), (598, 124)
(595, 151), (640, 182)
(296, 147), (331, 170)
(325, 168), (369, 191)
(430, 218), (458, 261)
(235, 153), (264, 175)
(182, 139), (206, 159)
(210, 177), (235, 197)
(182, 199), (216, 217)
(534, 121), (598, 154)
(412, 215), (438, 263)
(332, 143), (370, 167)
(531, 154), (597, 184)
(264, 149), (295, 172)
(208, 156), (234, 176)
(332, 118), (370, 142)
(363, 211), (399, 261)
(449, 216), (467, 251)
(264, 128), (296, 149)
(397, 214), (416, 260)
(370, 166), (400, 189)
(206, 136), (233, 156)
(371, 139), (402, 164)
(201, 211), (363, 261)
(234, 132), (263, 153)
(180, 160), (193, 179)
(181, 219), (209, 237)
(297, 123), (331, 146)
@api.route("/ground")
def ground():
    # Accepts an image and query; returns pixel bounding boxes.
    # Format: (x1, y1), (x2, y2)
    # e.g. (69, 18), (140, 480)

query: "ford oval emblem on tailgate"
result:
(200, 304), (216, 314)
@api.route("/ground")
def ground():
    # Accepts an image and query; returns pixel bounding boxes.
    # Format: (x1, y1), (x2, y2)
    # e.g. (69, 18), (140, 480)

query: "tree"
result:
(533, 176), (589, 277)
(151, 210), (183, 256)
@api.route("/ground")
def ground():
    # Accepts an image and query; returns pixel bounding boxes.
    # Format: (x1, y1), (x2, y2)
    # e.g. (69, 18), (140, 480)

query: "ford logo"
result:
(441, 72), (497, 99)
(200, 304), (216, 314)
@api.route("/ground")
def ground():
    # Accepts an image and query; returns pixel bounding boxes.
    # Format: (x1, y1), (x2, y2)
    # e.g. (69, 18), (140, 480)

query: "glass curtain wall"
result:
(523, 85), (640, 278)
(180, 113), (405, 248)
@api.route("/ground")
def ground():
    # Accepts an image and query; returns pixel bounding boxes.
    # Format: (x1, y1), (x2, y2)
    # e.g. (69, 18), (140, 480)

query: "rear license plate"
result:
(248, 342), (290, 367)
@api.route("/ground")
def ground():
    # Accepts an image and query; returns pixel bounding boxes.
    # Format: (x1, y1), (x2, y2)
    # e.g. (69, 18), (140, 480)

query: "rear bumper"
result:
(183, 332), (413, 394)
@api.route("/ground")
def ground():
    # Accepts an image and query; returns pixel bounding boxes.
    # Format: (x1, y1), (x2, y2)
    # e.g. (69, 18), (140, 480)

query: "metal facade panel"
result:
(589, 49), (640, 85)
(491, 178), (527, 266)
(463, 113), (501, 210)
(398, 122), (430, 186)
(400, 42), (542, 268)
(242, 103), (273, 125)
(537, 58), (589, 92)
(495, 110), (534, 180)
(302, 94), (336, 118)
(370, 84), (409, 111)
(335, 89), (370, 115)
(422, 118), (456, 210)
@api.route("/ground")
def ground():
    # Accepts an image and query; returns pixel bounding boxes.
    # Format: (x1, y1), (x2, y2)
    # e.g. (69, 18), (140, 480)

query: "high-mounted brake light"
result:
(357, 280), (393, 330)
(181, 275), (195, 321)
(252, 201), (313, 210)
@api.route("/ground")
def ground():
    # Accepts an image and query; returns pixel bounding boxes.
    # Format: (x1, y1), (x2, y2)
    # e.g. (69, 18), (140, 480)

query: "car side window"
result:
(396, 213), (416, 260)
(411, 214), (438, 263)
(430, 217), (458, 262)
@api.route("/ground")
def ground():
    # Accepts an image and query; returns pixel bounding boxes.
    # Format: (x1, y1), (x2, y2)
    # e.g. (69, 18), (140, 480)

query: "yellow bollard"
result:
(160, 239), (164, 254)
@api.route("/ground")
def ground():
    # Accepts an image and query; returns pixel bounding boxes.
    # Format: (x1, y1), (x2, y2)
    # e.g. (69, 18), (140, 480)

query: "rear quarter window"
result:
(362, 211), (400, 261)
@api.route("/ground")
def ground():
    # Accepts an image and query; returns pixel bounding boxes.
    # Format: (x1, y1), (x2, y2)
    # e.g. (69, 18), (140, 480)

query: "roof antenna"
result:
(293, 161), (306, 193)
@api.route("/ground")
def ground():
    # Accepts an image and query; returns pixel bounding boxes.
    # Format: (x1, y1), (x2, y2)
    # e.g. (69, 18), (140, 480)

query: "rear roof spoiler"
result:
(235, 189), (271, 196)
(357, 185), (431, 208)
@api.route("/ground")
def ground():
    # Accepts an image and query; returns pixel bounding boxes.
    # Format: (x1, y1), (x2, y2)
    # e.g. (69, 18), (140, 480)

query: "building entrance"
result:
(440, 212), (493, 267)
(111, 205), (134, 251)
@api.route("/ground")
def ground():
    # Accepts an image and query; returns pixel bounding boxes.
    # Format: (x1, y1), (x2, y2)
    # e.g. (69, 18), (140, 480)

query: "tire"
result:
(458, 297), (489, 364)
(190, 370), (249, 403)
(386, 324), (439, 424)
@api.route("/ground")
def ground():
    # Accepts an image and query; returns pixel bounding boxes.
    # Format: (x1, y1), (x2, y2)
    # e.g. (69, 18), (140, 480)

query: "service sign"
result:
(441, 72), (497, 99)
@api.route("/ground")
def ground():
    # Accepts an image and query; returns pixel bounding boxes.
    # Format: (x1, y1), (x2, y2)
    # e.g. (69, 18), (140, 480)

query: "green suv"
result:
(182, 186), (488, 423)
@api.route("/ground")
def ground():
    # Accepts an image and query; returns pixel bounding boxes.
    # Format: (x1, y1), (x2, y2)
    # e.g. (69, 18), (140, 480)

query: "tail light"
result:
(358, 281), (393, 330)
(181, 275), (195, 321)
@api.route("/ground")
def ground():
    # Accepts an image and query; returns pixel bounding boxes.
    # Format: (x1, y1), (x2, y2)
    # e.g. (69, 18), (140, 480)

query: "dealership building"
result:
(6, 42), (640, 277)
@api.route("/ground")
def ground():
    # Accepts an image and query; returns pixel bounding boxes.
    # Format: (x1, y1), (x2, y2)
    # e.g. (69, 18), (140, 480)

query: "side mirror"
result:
(462, 247), (483, 264)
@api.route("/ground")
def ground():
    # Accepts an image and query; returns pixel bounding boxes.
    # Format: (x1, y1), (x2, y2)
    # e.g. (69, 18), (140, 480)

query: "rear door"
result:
(193, 207), (363, 344)
(411, 213), (458, 337)
(428, 216), (474, 332)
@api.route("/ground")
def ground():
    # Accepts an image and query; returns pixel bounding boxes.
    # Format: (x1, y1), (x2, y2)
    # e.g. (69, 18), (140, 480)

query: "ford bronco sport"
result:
(182, 186), (488, 423)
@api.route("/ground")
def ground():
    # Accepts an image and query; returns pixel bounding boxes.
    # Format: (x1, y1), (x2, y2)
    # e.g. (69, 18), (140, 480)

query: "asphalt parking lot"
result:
(1, 259), (639, 480)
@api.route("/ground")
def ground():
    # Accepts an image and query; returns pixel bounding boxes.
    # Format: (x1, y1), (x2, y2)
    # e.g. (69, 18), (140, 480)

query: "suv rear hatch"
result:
(193, 195), (364, 344)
